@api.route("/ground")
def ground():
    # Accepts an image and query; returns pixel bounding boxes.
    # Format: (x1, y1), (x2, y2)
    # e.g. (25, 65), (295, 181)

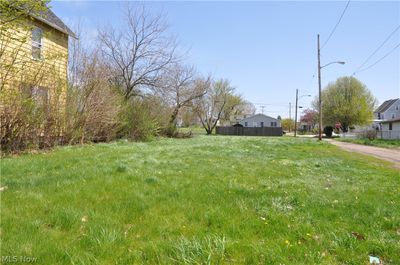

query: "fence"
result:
(216, 126), (283, 136)
(350, 129), (400, 140)
(378, 130), (400, 140)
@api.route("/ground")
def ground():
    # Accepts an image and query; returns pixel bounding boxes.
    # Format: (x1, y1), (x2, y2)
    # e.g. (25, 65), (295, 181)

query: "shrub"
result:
(357, 129), (377, 140)
(64, 84), (123, 144)
(323, 126), (334, 137)
(117, 98), (161, 141)
(1, 85), (65, 153)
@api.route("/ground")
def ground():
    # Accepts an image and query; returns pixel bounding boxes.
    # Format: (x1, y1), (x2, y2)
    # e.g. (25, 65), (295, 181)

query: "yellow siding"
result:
(0, 17), (69, 105)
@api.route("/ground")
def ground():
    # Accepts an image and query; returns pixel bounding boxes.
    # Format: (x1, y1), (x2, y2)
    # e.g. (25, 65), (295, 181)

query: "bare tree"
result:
(68, 19), (85, 88)
(158, 64), (209, 135)
(221, 99), (255, 125)
(66, 48), (123, 144)
(193, 79), (240, 135)
(97, 4), (178, 100)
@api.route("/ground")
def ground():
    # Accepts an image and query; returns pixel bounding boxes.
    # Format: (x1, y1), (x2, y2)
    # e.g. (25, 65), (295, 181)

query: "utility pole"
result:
(289, 102), (291, 132)
(317, 34), (323, 141)
(260, 106), (266, 114)
(294, 89), (298, 137)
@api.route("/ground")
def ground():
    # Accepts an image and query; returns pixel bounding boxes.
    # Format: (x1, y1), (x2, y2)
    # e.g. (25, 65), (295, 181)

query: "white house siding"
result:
(380, 121), (400, 139)
(375, 99), (400, 120)
(239, 114), (281, 128)
(383, 100), (400, 120)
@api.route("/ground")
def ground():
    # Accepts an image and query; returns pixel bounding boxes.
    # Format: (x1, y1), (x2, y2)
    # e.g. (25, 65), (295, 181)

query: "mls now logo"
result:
(1, 256), (37, 263)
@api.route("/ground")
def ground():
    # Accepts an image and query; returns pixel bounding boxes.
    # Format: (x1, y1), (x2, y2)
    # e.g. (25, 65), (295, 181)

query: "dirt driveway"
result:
(327, 139), (400, 168)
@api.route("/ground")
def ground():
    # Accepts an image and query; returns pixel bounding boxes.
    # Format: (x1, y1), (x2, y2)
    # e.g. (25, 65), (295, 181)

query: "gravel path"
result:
(327, 139), (400, 168)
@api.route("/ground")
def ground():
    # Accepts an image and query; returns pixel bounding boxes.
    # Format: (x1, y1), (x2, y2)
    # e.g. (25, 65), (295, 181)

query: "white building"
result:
(374, 98), (400, 121)
(373, 98), (400, 139)
(239, 114), (281, 128)
(380, 118), (400, 139)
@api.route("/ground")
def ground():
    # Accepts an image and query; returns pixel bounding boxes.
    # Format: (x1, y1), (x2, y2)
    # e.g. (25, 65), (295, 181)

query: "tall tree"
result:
(281, 118), (295, 132)
(193, 79), (240, 134)
(158, 64), (208, 136)
(219, 94), (245, 124)
(313, 76), (376, 132)
(300, 108), (318, 128)
(97, 4), (178, 100)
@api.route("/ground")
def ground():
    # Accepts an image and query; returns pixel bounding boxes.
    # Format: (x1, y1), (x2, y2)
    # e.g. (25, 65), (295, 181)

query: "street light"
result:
(294, 89), (311, 137)
(317, 34), (345, 140)
(321, 61), (345, 69)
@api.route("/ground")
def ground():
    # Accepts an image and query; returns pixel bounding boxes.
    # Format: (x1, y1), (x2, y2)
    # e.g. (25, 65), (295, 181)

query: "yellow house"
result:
(0, 6), (75, 104)
(0, 6), (76, 148)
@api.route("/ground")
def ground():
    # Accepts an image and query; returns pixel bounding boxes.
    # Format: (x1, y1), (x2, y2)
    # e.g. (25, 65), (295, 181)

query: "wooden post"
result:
(294, 89), (298, 137)
(318, 34), (323, 141)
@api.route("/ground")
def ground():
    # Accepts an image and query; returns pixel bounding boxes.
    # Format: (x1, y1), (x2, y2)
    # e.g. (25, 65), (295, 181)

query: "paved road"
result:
(327, 139), (400, 168)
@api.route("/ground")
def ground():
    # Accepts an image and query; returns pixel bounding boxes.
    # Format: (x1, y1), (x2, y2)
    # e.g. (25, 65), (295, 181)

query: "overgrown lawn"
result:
(1, 136), (399, 264)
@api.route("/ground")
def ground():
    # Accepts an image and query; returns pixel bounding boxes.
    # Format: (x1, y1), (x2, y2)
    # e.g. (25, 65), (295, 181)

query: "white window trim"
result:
(32, 27), (43, 60)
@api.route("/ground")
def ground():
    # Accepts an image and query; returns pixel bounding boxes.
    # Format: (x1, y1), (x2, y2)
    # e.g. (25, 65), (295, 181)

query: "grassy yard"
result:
(336, 138), (400, 149)
(1, 136), (399, 264)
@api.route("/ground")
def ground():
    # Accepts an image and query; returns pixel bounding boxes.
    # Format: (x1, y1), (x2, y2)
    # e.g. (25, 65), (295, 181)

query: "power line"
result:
(321, 0), (351, 50)
(353, 25), (400, 74)
(252, 102), (291, 106)
(354, 43), (400, 74)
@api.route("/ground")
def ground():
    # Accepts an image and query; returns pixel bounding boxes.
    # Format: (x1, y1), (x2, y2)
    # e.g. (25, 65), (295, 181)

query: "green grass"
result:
(178, 126), (210, 135)
(1, 136), (399, 264)
(337, 137), (400, 149)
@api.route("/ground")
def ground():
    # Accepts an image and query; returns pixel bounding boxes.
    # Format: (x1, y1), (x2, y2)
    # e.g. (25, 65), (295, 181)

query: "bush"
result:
(118, 98), (163, 141)
(297, 129), (306, 135)
(323, 126), (334, 137)
(1, 85), (65, 153)
(357, 129), (377, 140)
(64, 83), (123, 144)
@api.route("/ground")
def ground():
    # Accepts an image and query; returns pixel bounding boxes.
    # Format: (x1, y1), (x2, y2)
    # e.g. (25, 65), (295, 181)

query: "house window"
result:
(377, 113), (381, 119)
(32, 27), (43, 59)
(389, 122), (392, 131)
(393, 114), (395, 119)
(32, 86), (49, 107)
(260, 122), (264, 127)
(245, 122), (248, 127)
(270, 122), (277, 127)
(396, 105), (399, 111)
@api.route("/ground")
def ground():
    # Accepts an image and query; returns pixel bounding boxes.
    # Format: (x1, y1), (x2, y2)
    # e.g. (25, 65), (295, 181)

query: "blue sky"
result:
(52, 1), (400, 118)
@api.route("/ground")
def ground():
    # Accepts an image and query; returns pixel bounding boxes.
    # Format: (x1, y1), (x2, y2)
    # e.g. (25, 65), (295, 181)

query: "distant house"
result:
(374, 98), (400, 121)
(239, 114), (281, 128)
(372, 99), (400, 139)
(299, 122), (313, 132)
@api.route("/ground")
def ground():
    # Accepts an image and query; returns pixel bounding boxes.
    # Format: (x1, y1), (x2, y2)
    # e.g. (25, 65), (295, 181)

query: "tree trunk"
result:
(342, 123), (349, 133)
(167, 107), (180, 136)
